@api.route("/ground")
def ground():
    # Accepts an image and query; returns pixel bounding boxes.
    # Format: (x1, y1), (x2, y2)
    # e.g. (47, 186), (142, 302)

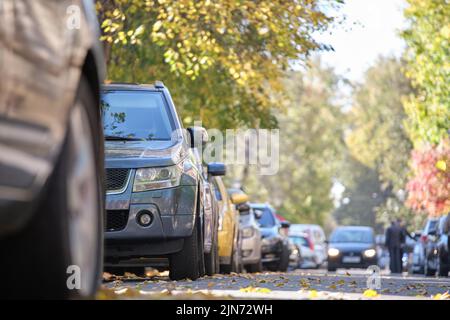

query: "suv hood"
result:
(105, 140), (187, 168)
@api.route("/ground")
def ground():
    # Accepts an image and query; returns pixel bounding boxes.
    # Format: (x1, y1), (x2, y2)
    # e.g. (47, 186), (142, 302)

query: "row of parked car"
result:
(410, 216), (449, 277)
(101, 83), (296, 279)
(0, 1), (331, 298)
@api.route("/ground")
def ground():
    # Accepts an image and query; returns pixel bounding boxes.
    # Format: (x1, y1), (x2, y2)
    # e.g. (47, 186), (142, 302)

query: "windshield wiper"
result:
(104, 135), (143, 141)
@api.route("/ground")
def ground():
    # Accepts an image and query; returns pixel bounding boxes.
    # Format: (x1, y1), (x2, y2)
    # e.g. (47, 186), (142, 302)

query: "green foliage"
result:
(336, 57), (414, 229)
(333, 158), (382, 229)
(346, 57), (413, 194)
(236, 59), (345, 226)
(402, 0), (450, 145)
(96, 0), (342, 129)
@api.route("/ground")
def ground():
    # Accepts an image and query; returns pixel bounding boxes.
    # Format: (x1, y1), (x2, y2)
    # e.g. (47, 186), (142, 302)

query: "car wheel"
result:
(0, 77), (104, 299)
(232, 231), (243, 273)
(246, 261), (262, 273)
(424, 258), (436, 276)
(437, 257), (449, 277)
(277, 244), (290, 272)
(205, 218), (218, 276)
(327, 265), (337, 272)
(220, 230), (241, 274)
(170, 213), (203, 280)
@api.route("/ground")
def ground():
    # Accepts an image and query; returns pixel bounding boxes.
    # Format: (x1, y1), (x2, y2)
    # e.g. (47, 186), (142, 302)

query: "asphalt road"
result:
(100, 268), (450, 300)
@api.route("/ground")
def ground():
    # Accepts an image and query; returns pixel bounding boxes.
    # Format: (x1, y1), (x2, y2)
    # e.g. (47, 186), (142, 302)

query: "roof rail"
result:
(154, 81), (165, 89)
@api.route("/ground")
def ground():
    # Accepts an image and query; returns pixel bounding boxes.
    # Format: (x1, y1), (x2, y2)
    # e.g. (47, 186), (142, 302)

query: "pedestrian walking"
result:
(385, 220), (402, 273)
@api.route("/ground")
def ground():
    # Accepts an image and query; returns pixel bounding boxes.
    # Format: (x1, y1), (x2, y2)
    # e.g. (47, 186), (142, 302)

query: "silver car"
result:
(239, 206), (262, 272)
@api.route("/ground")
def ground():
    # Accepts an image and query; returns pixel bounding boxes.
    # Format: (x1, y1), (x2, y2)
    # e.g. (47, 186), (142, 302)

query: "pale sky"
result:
(316, 0), (407, 81)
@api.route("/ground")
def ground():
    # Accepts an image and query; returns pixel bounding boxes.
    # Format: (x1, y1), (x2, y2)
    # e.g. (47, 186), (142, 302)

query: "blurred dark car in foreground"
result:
(327, 226), (377, 271)
(0, 0), (105, 298)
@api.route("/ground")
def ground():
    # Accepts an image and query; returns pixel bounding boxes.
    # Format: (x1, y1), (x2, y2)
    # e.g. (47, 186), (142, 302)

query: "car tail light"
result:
(420, 235), (428, 242)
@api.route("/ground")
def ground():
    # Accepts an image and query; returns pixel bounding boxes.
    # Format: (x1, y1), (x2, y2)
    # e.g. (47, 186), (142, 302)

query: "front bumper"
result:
(241, 232), (262, 265)
(261, 237), (283, 263)
(327, 252), (378, 269)
(105, 179), (197, 257)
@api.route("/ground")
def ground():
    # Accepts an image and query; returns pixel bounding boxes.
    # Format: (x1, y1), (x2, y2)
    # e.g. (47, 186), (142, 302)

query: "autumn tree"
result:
(342, 57), (416, 227)
(402, 0), (450, 216)
(235, 59), (345, 227)
(402, 0), (449, 146)
(96, 0), (342, 128)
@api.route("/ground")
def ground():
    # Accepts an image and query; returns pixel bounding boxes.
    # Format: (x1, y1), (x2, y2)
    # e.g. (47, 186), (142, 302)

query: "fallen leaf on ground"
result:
(432, 291), (450, 300)
(308, 290), (319, 299)
(363, 289), (379, 298)
(239, 286), (272, 293)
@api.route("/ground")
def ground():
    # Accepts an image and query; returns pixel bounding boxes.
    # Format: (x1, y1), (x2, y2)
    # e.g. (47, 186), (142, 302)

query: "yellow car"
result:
(212, 176), (243, 273)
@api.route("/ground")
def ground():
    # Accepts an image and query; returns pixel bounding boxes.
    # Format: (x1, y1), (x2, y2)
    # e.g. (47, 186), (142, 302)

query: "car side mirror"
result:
(280, 221), (291, 229)
(254, 209), (263, 219)
(237, 203), (250, 213)
(230, 193), (249, 205)
(187, 126), (208, 149)
(207, 162), (226, 176)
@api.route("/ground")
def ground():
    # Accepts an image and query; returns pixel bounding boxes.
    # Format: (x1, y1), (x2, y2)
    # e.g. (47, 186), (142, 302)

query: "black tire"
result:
(278, 244), (290, 272)
(221, 230), (242, 274)
(0, 77), (104, 299)
(232, 231), (243, 273)
(437, 258), (449, 277)
(246, 260), (262, 273)
(197, 216), (206, 278)
(424, 258), (436, 276)
(220, 248), (233, 274)
(169, 215), (203, 280)
(205, 220), (218, 276)
(266, 263), (278, 272)
(327, 265), (337, 272)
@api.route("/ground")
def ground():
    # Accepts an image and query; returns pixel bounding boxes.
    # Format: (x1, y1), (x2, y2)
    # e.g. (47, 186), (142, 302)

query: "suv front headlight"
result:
(133, 165), (182, 192)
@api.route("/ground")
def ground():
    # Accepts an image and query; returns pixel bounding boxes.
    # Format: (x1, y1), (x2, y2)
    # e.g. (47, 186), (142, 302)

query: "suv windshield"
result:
(102, 91), (175, 140)
(254, 207), (276, 228)
(330, 229), (374, 243)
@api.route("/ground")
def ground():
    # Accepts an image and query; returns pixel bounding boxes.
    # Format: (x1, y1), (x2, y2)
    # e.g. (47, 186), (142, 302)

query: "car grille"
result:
(106, 210), (129, 232)
(106, 168), (130, 192)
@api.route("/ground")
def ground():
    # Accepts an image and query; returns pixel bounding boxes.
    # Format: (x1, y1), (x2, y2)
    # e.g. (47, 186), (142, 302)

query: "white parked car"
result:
(289, 224), (327, 268)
